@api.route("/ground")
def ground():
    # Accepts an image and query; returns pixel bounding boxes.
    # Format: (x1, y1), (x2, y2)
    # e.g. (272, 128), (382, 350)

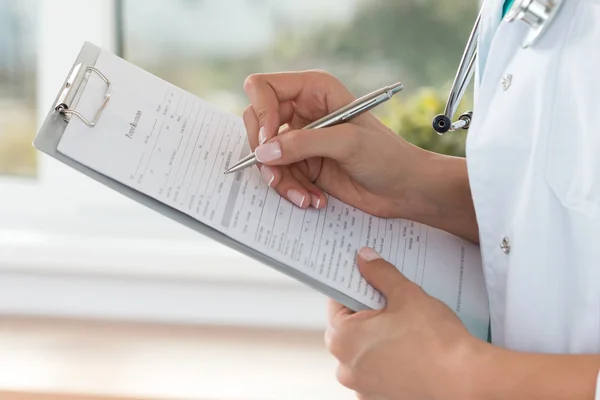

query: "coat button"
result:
(500, 236), (510, 254)
(501, 74), (512, 90)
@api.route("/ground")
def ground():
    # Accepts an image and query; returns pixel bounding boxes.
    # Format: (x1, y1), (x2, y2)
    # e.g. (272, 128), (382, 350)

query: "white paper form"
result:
(57, 50), (489, 332)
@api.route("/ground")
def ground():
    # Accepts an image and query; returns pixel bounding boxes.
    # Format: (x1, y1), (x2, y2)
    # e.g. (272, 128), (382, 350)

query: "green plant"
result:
(0, 111), (37, 177)
(375, 87), (471, 157)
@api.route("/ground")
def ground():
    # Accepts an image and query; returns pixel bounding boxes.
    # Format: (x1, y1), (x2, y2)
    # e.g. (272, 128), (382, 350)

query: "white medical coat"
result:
(468, 0), (600, 394)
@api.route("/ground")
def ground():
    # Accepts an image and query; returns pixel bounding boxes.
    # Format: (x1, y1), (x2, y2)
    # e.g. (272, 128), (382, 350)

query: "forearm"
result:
(469, 344), (600, 400)
(407, 147), (479, 243)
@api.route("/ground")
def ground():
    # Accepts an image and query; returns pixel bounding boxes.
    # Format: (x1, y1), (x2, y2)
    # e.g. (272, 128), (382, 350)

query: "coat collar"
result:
(477, 0), (505, 84)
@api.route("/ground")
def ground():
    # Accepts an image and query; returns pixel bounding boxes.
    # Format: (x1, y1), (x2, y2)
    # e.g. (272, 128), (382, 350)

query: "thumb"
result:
(254, 124), (361, 166)
(357, 247), (412, 299)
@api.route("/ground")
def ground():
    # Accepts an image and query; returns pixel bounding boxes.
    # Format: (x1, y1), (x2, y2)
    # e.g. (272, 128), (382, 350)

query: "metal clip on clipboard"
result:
(54, 63), (112, 127)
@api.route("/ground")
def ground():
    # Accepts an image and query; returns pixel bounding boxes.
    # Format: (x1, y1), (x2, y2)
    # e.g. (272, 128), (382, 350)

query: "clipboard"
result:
(33, 41), (372, 313)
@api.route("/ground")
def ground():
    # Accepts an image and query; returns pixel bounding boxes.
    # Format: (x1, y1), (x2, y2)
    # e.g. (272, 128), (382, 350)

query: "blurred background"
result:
(0, 0), (474, 399)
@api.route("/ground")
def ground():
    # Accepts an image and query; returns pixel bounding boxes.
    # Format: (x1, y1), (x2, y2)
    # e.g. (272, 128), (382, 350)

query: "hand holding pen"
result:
(226, 80), (403, 175)
(233, 71), (412, 216)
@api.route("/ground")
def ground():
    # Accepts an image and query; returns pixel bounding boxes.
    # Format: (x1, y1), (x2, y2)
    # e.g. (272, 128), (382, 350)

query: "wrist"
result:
(437, 337), (495, 400)
(462, 345), (600, 400)
(399, 145), (479, 242)
(463, 341), (503, 400)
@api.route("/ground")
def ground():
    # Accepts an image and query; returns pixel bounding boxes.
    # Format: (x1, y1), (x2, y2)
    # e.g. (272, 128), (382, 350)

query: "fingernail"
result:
(359, 247), (381, 262)
(255, 141), (282, 163)
(287, 189), (306, 208)
(259, 127), (267, 144)
(311, 194), (321, 209)
(261, 166), (275, 187)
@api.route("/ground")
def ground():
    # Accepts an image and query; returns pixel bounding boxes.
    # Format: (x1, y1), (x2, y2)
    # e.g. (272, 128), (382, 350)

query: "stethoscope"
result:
(432, 0), (564, 134)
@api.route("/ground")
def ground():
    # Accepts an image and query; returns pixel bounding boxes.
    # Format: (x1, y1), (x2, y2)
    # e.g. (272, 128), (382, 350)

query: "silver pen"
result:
(224, 81), (404, 175)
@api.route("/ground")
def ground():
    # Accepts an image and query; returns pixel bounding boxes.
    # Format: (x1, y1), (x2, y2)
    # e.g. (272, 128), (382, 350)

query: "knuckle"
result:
(336, 365), (369, 394)
(324, 324), (355, 363)
(242, 105), (255, 124)
(303, 69), (345, 94)
(279, 131), (303, 159)
(286, 130), (303, 147)
(324, 328), (334, 353)
(254, 108), (270, 124)
(306, 68), (330, 78)
(243, 75), (273, 125)
(305, 69), (349, 97)
(243, 73), (262, 92)
(324, 327), (331, 347)
(336, 365), (357, 390)
(305, 69), (335, 82)
(324, 328), (345, 360)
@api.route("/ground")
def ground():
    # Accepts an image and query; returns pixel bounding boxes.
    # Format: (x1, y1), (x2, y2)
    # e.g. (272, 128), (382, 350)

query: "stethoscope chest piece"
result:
(504, 0), (564, 48)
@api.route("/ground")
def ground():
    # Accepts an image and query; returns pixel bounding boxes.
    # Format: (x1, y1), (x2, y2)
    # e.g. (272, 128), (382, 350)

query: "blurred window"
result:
(0, 0), (37, 178)
(0, 0), (481, 337)
(118, 0), (476, 157)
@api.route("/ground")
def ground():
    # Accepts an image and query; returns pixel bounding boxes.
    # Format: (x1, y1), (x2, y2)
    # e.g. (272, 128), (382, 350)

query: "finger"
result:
(242, 78), (279, 145)
(324, 325), (354, 364)
(356, 247), (413, 299)
(243, 73), (301, 144)
(327, 298), (353, 325)
(242, 104), (291, 188)
(336, 364), (358, 391)
(259, 165), (280, 188)
(276, 143), (323, 184)
(289, 165), (327, 209)
(243, 103), (294, 152)
(272, 166), (312, 209)
(325, 299), (366, 365)
(243, 71), (355, 143)
(242, 105), (261, 151)
(260, 163), (326, 209)
(259, 163), (295, 192)
(254, 124), (361, 166)
(325, 299), (353, 363)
